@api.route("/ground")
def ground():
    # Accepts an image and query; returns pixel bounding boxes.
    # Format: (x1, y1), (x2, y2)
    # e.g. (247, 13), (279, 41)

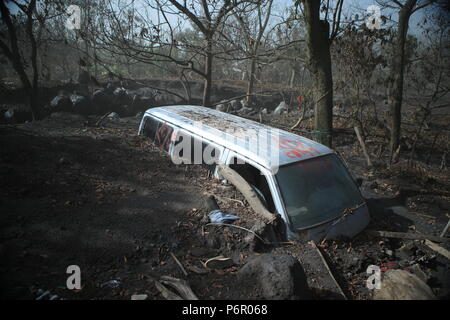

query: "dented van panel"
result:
(138, 105), (370, 241)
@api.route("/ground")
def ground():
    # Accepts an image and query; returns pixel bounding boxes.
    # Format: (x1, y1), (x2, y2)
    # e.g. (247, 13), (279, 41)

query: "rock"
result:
(50, 94), (73, 112)
(107, 112), (120, 120)
(135, 87), (157, 98)
(70, 94), (92, 115)
(373, 269), (435, 300)
(92, 88), (115, 114)
(216, 103), (226, 112)
(230, 99), (241, 112)
(240, 98), (248, 109)
(260, 108), (268, 115)
(397, 242), (417, 261)
(273, 101), (288, 115)
(105, 82), (115, 92)
(135, 112), (144, 118)
(237, 254), (311, 300)
(154, 92), (180, 106)
(113, 87), (133, 108)
(237, 106), (253, 115)
(131, 294), (148, 300)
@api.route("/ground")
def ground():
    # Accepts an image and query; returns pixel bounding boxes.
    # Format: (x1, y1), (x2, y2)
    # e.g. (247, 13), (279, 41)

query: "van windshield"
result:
(275, 154), (363, 229)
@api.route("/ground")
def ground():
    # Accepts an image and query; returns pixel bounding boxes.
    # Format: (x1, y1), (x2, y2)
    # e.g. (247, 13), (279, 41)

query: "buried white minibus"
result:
(138, 105), (370, 241)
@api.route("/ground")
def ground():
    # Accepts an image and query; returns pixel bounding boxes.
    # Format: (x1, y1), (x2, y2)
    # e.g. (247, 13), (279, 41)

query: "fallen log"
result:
(170, 252), (188, 276)
(368, 230), (450, 243)
(424, 240), (450, 260)
(160, 276), (198, 300)
(217, 164), (276, 222)
(154, 281), (183, 300)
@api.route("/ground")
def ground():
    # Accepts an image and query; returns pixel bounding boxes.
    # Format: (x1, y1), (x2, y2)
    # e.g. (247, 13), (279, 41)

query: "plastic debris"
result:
(100, 280), (122, 289)
(36, 289), (59, 300)
(208, 209), (239, 224)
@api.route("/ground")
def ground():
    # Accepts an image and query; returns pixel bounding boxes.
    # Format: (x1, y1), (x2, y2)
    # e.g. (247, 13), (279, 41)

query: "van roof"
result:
(144, 105), (333, 171)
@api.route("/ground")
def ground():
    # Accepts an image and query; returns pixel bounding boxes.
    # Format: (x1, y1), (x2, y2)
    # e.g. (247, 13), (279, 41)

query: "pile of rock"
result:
(47, 82), (183, 118)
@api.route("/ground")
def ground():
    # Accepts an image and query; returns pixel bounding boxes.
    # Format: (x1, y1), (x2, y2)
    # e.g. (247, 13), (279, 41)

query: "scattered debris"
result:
(170, 252), (188, 276)
(100, 280), (122, 289)
(204, 255), (234, 270)
(155, 276), (198, 300)
(107, 112), (120, 121)
(208, 209), (239, 224)
(35, 289), (59, 300)
(273, 101), (288, 115)
(131, 294), (148, 300)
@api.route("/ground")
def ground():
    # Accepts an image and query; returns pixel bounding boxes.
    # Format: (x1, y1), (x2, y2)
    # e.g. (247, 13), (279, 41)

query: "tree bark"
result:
(303, 0), (333, 147)
(203, 37), (213, 107)
(0, 0), (42, 120)
(387, 0), (417, 158)
(246, 58), (257, 106)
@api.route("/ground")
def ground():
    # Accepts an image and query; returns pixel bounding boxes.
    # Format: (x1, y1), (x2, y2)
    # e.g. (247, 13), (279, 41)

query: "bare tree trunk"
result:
(203, 37), (213, 107)
(388, 0), (417, 158)
(0, 0), (42, 120)
(246, 58), (257, 106)
(304, 0), (333, 147)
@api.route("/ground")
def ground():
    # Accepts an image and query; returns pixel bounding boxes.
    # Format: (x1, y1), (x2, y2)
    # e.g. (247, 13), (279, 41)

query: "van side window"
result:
(172, 131), (220, 171)
(201, 141), (221, 172)
(155, 122), (174, 152)
(229, 157), (275, 212)
(143, 116), (160, 142)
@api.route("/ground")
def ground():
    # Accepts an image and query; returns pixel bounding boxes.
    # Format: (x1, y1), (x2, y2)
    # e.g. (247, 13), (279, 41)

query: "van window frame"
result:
(224, 151), (286, 219)
(170, 127), (224, 175)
